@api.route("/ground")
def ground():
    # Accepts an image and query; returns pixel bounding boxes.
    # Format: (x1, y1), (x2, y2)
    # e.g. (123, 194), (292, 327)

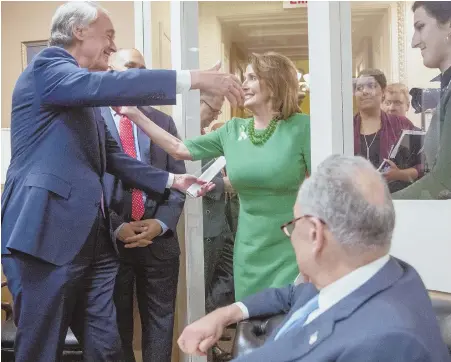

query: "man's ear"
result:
(310, 218), (325, 256)
(72, 25), (85, 41)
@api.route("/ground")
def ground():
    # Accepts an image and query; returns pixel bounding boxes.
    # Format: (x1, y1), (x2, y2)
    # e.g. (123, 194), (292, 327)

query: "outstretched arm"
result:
(177, 284), (302, 356)
(117, 106), (193, 161)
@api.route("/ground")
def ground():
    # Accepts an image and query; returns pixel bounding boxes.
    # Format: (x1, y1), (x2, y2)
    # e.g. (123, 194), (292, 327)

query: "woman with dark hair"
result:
(353, 68), (423, 193)
(115, 52), (311, 300)
(393, 1), (451, 199)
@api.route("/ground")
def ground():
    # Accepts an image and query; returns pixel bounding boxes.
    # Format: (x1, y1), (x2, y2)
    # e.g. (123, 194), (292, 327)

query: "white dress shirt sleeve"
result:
(166, 173), (175, 188)
(233, 302), (249, 320)
(155, 220), (169, 235)
(176, 70), (192, 93)
(114, 223), (126, 242)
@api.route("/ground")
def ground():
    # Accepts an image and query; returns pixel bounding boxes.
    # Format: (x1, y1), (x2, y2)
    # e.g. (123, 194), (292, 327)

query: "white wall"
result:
(391, 202), (451, 293)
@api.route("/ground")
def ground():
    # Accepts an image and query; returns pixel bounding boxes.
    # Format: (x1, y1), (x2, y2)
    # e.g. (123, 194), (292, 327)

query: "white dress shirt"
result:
(235, 255), (390, 324)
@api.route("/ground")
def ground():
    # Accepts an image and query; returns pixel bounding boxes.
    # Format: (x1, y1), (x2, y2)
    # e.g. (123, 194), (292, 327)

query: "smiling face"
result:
(242, 64), (272, 111)
(412, 5), (451, 71)
(73, 11), (117, 71)
(354, 76), (384, 112)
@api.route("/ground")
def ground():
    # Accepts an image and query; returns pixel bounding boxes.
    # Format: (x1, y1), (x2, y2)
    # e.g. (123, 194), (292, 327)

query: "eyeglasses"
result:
(383, 100), (404, 107)
(280, 215), (325, 237)
(201, 100), (222, 115)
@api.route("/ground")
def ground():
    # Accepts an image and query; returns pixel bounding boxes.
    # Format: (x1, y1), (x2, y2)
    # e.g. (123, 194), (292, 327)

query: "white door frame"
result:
(171, 2), (206, 362)
(308, 1), (354, 165)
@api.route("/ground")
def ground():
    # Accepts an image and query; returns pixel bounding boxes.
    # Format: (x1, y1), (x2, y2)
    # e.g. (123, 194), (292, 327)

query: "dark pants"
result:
(114, 255), (180, 362)
(3, 210), (123, 362)
(204, 232), (235, 314)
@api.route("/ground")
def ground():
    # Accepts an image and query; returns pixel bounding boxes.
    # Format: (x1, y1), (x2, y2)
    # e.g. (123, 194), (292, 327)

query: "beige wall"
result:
(1, 1), (135, 128)
(199, 1), (298, 123)
(150, 1), (172, 116)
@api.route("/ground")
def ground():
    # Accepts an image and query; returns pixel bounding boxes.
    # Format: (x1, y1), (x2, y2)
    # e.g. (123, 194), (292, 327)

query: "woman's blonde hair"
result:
(249, 52), (300, 120)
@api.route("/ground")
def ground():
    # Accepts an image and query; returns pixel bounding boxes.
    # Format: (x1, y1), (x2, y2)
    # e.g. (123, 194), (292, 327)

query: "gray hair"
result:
(49, 2), (108, 48)
(297, 155), (395, 251)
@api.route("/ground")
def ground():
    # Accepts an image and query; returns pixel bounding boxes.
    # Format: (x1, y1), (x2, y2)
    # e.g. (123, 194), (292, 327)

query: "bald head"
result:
(297, 155), (395, 251)
(109, 48), (146, 71)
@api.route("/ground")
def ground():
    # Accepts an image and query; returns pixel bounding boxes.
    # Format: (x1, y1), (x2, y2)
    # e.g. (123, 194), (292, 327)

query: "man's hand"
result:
(121, 219), (162, 248)
(190, 62), (244, 108)
(223, 176), (235, 194)
(172, 174), (215, 196)
(117, 222), (152, 248)
(178, 305), (244, 356)
(382, 159), (402, 182)
(112, 106), (140, 119)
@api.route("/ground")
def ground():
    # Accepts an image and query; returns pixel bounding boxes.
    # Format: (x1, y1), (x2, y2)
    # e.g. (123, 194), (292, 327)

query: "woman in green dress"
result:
(117, 52), (311, 300)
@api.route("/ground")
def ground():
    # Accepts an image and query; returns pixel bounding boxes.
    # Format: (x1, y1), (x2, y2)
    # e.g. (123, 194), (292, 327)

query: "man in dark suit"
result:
(102, 48), (186, 362)
(0, 2), (243, 362)
(178, 155), (450, 362)
(199, 93), (236, 314)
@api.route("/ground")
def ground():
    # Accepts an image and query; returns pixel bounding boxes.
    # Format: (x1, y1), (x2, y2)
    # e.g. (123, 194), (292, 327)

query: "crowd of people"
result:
(1, 1), (450, 362)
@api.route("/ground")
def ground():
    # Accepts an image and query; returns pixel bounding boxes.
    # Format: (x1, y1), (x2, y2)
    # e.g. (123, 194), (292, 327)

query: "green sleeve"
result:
(184, 123), (227, 161)
(392, 93), (451, 200)
(302, 116), (312, 176)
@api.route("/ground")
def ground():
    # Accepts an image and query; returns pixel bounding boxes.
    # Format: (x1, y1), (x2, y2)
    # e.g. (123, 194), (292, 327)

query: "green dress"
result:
(185, 113), (311, 300)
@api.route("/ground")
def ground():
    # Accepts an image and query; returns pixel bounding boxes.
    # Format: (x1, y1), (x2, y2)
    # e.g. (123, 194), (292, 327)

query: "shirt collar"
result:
(440, 66), (451, 91)
(110, 107), (119, 117)
(317, 254), (390, 313)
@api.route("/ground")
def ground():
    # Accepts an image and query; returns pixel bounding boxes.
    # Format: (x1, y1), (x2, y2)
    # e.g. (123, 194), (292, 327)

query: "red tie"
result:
(119, 115), (145, 221)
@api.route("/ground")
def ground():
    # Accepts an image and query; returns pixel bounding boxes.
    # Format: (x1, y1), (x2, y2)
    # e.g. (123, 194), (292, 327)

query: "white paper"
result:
(186, 156), (226, 197)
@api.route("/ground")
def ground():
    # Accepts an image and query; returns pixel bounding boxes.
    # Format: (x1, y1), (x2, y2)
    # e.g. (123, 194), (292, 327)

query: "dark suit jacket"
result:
(202, 159), (227, 239)
(393, 83), (451, 199)
(1, 46), (177, 266)
(235, 258), (450, 362)
(102, 106), (186, 261)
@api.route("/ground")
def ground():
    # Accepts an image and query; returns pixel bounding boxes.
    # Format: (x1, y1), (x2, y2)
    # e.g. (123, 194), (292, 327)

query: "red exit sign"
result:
(283, 1), (308, 8)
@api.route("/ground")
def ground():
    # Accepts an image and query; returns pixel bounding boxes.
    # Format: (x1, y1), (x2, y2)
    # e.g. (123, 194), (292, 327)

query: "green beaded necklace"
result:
(247, 118), (278, 146)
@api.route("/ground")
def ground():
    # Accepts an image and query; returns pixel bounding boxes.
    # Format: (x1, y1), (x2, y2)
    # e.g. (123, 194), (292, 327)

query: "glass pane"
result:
(151, 1), (173, 116)
(350, 1), (449, 200)
(196, 1), (310, 357)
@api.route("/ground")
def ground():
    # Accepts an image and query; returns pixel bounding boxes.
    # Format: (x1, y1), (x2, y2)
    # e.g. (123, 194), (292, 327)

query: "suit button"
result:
(206, 238), (211, 242)
(206, 210), (211, 215)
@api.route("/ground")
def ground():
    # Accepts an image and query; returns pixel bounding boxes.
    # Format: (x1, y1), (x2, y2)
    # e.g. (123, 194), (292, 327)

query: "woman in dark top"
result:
(354, 69), (423, 193)
(393, 1), (451, 199)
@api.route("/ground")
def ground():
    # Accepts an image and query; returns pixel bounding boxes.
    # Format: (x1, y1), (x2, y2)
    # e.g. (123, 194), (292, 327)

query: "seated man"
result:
(178, 155), (450, 362)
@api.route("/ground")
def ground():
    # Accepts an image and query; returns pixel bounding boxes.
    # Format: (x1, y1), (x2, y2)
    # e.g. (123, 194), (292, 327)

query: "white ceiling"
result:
(219, 2), (391, 61)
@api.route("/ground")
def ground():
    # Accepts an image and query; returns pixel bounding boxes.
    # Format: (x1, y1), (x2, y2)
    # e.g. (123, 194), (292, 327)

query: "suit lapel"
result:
(101, 107), (122, 151)
(137, 127), (151, 165)
(93, 108), (106, 174)
(268, 258), (404, 361)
